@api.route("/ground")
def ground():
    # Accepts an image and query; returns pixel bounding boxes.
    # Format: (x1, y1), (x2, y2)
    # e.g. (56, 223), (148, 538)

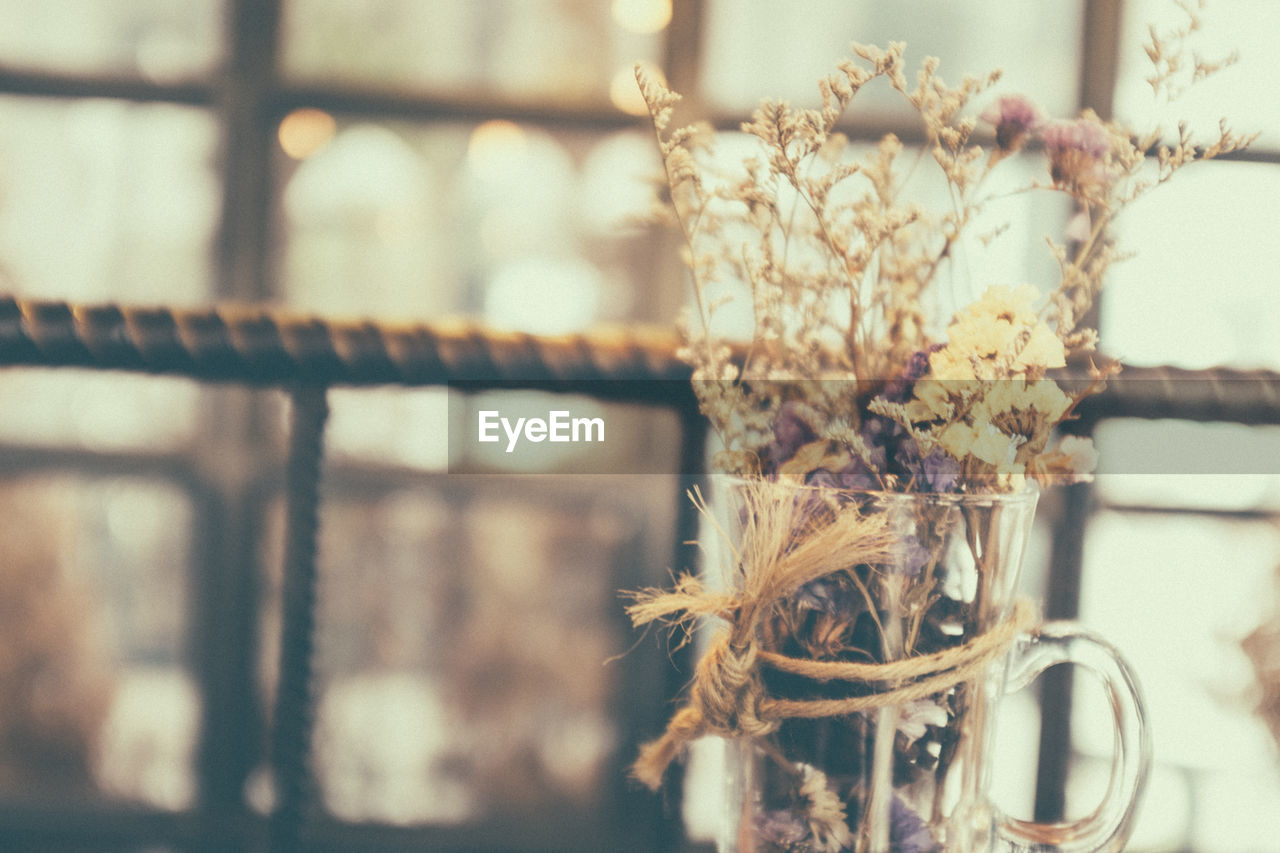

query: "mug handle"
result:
(994, 621), (1152, 853)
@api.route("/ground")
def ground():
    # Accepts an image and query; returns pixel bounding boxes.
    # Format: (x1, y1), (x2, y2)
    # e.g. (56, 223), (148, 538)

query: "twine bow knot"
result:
(626, 482), (1040, 792)
(691, 634), (777, 736)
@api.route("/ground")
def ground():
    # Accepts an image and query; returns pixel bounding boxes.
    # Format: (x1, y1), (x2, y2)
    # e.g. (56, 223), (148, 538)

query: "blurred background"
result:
(0, 1), (1279, 850)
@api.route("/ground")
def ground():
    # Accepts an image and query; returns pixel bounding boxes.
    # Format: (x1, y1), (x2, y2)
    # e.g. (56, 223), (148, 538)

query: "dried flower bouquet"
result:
(629, 4), (1250, 852)
(637, 20), (1250, 491)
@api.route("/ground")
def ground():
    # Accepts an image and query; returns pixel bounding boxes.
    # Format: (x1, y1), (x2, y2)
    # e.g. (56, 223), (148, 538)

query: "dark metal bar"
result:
(0, 68), (214, 105)
(193, 5), (286, 850)
(0, 801), (212, 849)
(0, 296), (692, 392)
(216, 0), (282, 304)
(273, 83), (647, 132)
(1079, 0), (1123, 118)
(268, 385), (330, 852)
(663, 0), (706, 97)
(9, 295), (1280, 420)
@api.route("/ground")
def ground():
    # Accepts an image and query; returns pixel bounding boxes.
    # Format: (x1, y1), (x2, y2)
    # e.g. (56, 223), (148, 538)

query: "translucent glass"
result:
(1079, 510), (1280, 849)
(0, 474), (197, 810)
(0, 96), (219, 306)
(702, 0), (1083, 122)
(257, 477), (678, 825)
(700, 480), (1146, 852)
(1114, 0), (1280, 149)
(277, 120), (668, 326)
(280, 0), (664, 105)
(684, 608), (1050, 844)
(1101, 161), (1280, 371)
(0, 0), (222, 81)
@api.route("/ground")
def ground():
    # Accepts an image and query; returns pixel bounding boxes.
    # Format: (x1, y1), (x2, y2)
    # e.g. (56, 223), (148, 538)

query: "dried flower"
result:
(1028, 434), (1100, 485)
(890, 795), (938, 852)
(916, 447), (961, 492)
(980, 94), (1044, 153)
(796, 575), (860, 619)
(636, 16), (1252, 494)
(755, 808), (810, 847)
(767, 401), (818, 473)
(1041, 116), (1112, 194)
(897, 699), (949, 742)
(799, 767), (856, 853)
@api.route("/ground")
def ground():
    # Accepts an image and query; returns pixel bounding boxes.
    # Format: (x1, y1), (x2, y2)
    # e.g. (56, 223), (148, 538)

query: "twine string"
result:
(631, 598), (1038, 791)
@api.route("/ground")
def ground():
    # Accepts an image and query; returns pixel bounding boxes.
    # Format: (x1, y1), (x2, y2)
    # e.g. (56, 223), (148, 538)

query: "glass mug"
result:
(696, 479), (1150, 853)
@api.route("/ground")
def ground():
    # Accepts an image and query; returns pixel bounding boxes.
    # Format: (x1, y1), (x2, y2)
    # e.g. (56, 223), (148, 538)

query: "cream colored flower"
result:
(945, 313), (1021, 360)
(956, 284), (1039, 328)
(1058, 434), (1099, 470)
(1024, 379), (1072, 421)
(927, 345), (977, 381)
(1015, 321), (1067, 371)
(937, 285), (1056, 381)
(1029, 434), (1099, 485)
(969, 419), (1022, 468)
(978, 377), (1071, 423)
(912, 376), (956, 418)
(799, 767), (856, 853)
(939, 421), (977, 458)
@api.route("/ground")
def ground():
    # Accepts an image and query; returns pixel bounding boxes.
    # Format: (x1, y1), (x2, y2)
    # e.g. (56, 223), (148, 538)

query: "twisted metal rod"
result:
(268, 385), (329, 853)
(2, 295), (1280, 422)
(0, 296), (689, 394)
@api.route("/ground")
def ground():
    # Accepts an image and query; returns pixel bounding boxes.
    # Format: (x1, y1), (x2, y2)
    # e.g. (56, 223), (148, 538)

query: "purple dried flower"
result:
(755, 808), (809, 846)
(980, 94), (1044, 153)
(1041, 117), (1112, 191)
(918, 448), (960, 493)
(892, 438), (921, 479)
(795, 576), (860, 618)
(881, 348), (937, 402)
(805, 468), (840, 490)
(768, 401), (817, 472)
(1041, 117), (1110, 158)
(836, 455), (879, 490)
(888, 534), (930, 577)
(906, 347), (937, 382)
(859, 415), (904, 473)
(890, 796), (938, 853)
(889, 437), (958, 493)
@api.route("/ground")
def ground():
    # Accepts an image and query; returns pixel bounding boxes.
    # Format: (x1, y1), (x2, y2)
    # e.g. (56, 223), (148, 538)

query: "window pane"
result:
(276, 118), (668, 327)
(0, 370), (200, 451)
(257, 477), (677, 828)
(1115, 0), (1280, 150)
(281, 0), (664, 105)
(1076, 510), (1280, 850)
(0, 97), (219, 306)
(325, 387), (451, 470)
(1101, 161), (1280, 371)
(702, 0), (1083, 122)
(0, 0), (222, 80)
(0, 474), (197, 810)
